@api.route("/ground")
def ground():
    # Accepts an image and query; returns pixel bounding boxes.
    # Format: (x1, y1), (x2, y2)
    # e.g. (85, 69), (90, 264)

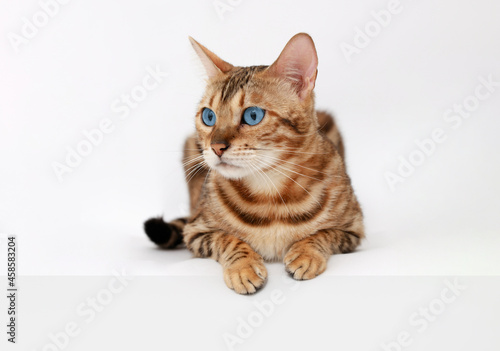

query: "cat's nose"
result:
(211, 142), (230, 157)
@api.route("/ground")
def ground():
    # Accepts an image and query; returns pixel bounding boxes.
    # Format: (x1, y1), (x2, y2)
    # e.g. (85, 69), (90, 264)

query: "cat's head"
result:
(190, 33), (319, 180)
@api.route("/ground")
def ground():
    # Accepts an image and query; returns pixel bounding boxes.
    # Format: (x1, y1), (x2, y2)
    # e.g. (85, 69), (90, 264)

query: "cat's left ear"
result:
(266, 33), (318, 100)
(189, 37), (234, 78)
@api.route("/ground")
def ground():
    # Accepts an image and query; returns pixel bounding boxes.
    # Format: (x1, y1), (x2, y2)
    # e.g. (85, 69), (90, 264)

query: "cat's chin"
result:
(213, 163), (252, 180)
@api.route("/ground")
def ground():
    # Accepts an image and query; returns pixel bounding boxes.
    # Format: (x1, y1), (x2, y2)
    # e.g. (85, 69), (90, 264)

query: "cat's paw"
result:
(223, 256), (267, 295)
(284, 245), (327, 280)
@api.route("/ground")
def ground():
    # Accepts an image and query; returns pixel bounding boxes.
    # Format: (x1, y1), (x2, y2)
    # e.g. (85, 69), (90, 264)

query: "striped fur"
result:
(144, 33), (364, 294)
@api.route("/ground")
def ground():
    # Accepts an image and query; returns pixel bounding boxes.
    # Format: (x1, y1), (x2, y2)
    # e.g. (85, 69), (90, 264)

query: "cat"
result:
(144, 33), (364, 294)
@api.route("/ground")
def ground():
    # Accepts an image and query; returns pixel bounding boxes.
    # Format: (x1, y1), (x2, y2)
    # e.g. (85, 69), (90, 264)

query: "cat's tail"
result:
(144, 217), (187, 248)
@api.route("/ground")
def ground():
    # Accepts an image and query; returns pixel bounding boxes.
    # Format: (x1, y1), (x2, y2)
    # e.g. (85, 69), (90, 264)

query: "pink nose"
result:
(211, 143), (229, 157)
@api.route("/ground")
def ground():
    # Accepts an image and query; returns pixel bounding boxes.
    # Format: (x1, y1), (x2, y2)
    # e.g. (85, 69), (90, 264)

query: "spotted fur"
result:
(144, 33), (364, 294)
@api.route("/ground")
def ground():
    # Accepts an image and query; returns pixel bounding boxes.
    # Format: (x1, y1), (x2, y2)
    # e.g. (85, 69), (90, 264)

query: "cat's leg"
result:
(183, 221), (267, 294)
(284, 228), (363, 280)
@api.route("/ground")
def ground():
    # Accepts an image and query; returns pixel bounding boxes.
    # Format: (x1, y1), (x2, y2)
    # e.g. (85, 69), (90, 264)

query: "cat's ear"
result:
(267, 33), (318, 100)
(189, 37), (234, 78)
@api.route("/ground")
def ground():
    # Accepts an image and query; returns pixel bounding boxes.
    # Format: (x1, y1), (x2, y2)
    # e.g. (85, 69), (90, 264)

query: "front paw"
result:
(223, 256), (267, 295)
(284, 245), (327, 280)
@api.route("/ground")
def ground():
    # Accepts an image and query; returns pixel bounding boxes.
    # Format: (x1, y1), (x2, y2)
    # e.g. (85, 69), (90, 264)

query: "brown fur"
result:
(144, 34), (364, 294)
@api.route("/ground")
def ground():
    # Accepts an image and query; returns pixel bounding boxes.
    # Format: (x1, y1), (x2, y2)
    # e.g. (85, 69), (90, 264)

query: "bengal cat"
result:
(144, 33), (364, 294)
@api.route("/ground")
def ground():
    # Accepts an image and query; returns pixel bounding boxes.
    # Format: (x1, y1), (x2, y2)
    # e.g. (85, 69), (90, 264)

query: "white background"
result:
(0, 0), (499, 350)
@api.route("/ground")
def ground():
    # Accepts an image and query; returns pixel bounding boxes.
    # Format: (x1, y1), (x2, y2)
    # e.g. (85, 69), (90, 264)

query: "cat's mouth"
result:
(217, 160), (242, 169)
(205, 153), (252, 179)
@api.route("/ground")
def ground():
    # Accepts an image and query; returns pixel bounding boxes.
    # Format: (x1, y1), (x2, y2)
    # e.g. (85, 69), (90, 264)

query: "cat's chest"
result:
(208, 174), (330, 260)
(233, 223), (312, 261)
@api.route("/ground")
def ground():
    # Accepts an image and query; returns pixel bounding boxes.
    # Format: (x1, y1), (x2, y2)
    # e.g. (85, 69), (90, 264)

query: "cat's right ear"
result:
(189, 37), (234, 78)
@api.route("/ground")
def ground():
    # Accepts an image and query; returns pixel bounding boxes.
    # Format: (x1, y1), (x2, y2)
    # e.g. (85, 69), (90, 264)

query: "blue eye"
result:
(242, 107), (265, 126)
(202, 108), (216, 126)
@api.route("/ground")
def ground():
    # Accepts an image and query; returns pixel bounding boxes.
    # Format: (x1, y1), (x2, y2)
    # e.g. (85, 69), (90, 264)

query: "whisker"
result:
(260, 154), (347, 179)
(182, 157), (204, 167)
(258, 154), (328, 176)
(259, 156), (324, 182)
(185, 162), (207, 185)
(243, 160), (278, 208)
(255, 158), (322, 208)
(184, 160), (202, 172)
(159, 148), (203, 153)
(263, 170), (291, 217)
(182, 155), (205, 167)
(184, 160), (205, 180)
(253, 147), (329, 155)
(182, 152), (204, 160)
(201, 168), (212, 190)
(244, 159), (292, 217)
(184, 164), (202, 181)
(182, 155), (204, 164)
(248, 161), (271, 191)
